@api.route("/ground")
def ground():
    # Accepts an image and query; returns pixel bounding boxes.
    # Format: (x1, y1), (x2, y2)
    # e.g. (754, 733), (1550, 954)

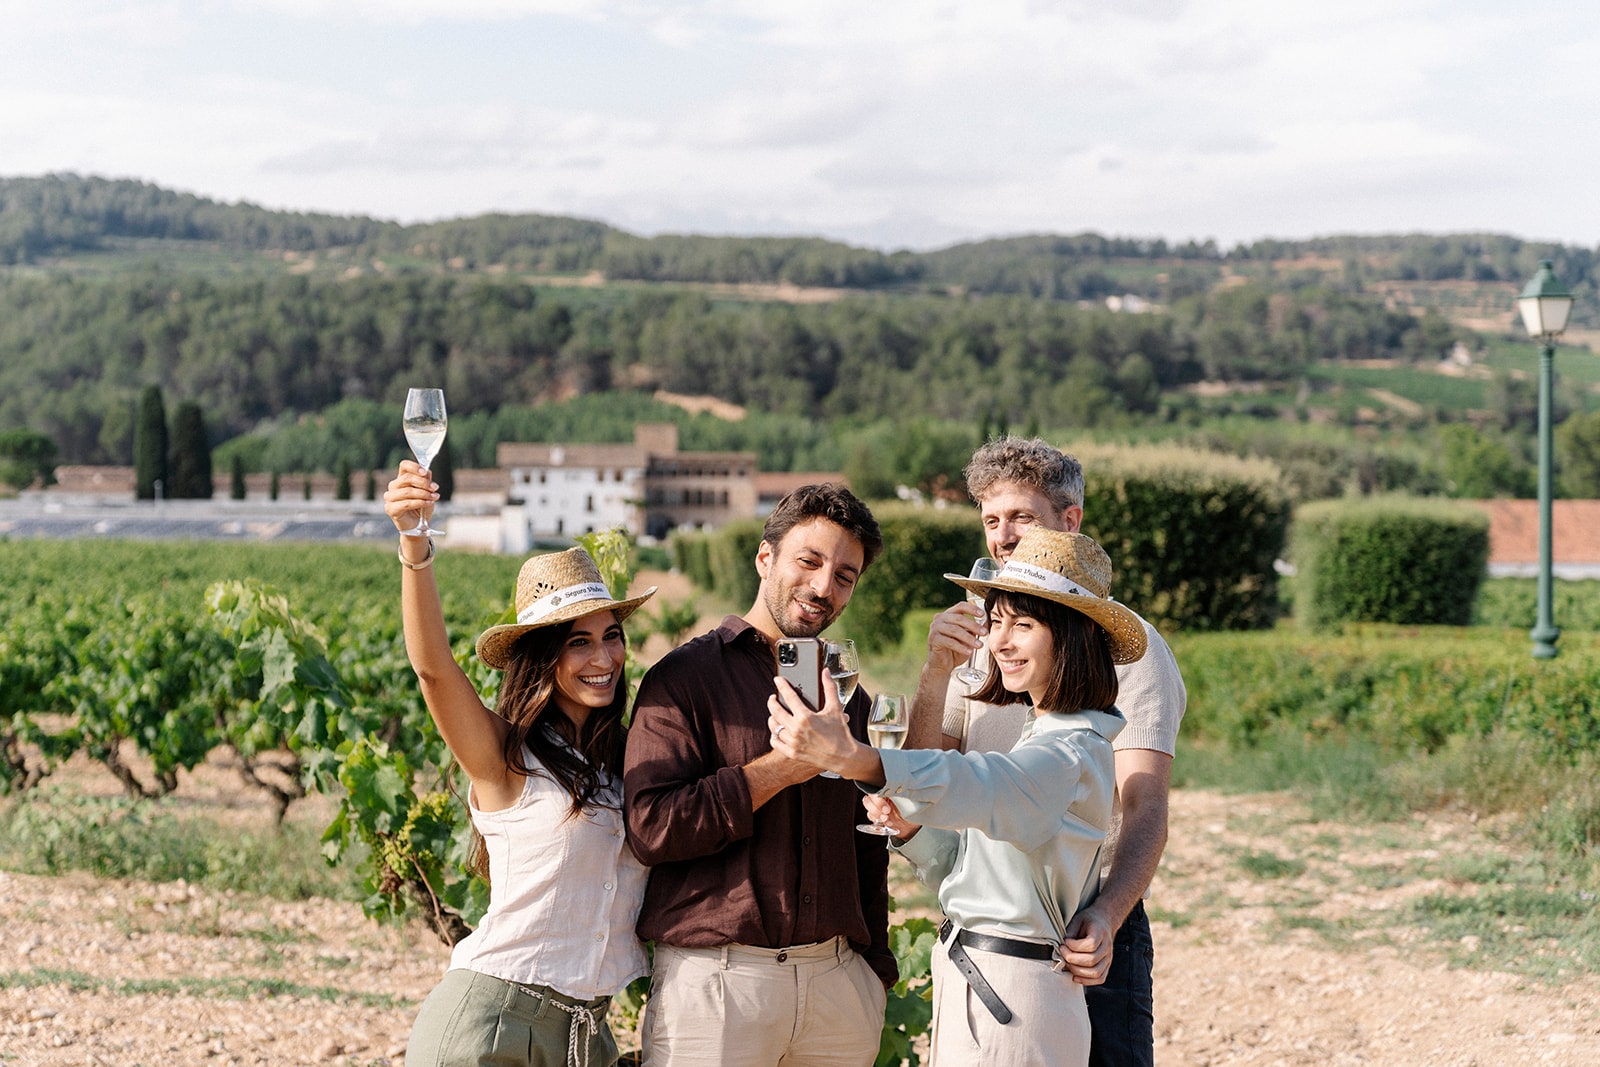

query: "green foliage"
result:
(670, 532), (713, 591)
(230, 453), (247, 500)
(1293, 497), (1489, 629)
(1557, 410), (1600, 497)
(1436, 423), (1534, 498)
(1473, 576), (1600, 631)
(844, 421), (978, 500)
(1172, 625), (1600, 760)
(334, 457), (352, 500)
(0, 426), (58, 489)
(706, 519), (765, 610)
(838, 506), (983, 653)
(876, 915), (938, 1067)
(0, 789), (360, 900)
(1074, 443), (1291, 631)
(169, 400), (213, 498)
(134, 383), (168, 500)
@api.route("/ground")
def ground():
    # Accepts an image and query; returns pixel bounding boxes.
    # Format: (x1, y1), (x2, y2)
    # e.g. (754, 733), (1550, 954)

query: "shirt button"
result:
(595, 934), (605, 942)
(803, 836), (811, 846)
(603, 881), (614, 891)
(802, 894), (812, 904)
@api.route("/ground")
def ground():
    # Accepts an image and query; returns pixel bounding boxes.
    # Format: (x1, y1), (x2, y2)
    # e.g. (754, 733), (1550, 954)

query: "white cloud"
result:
(5, 0), (1600, 246)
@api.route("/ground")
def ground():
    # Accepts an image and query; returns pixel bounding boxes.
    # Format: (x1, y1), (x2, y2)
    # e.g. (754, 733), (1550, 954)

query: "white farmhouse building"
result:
(497, 423), (758, 546)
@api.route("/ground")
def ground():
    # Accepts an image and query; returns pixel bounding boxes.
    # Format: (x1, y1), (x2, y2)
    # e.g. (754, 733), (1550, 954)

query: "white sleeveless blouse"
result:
(448, 747), (649, 999)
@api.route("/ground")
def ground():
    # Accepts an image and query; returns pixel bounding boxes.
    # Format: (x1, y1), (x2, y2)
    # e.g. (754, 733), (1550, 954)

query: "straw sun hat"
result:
(475, 547), (657, 669)
(946, 528), (1147, 664)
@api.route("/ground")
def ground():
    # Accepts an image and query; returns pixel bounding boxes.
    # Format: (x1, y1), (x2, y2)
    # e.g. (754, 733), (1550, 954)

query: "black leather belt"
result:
(938, 919), (1056, 1025)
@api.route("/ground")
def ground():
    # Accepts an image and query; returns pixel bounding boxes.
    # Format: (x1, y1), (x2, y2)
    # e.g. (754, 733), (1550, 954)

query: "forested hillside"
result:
(8, 173), (1600, 504)
(6, 174), (1597, 309)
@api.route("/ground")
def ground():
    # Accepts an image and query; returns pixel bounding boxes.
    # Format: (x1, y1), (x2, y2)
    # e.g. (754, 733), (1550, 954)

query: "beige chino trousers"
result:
(642, 937), (886, 1067)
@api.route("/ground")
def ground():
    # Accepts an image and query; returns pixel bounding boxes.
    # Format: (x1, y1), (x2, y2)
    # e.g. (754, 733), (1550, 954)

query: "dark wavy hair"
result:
(763, 483), (884, 570)
(969, 589), (1118, 714)
(465, 611), (629, 881)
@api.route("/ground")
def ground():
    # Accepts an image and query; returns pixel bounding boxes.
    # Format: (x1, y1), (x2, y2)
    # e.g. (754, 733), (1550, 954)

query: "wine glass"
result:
(858, 694), (907, 835)
(401, 388), (448, 539)
(953, 558), (1000, 685)
(817, 639), (860, 779)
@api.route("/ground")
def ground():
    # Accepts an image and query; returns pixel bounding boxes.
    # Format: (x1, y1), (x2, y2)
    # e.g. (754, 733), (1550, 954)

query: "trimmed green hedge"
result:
(1073, 443), (1291, 632)
(837, 506), (985, 652)
(669, 532), (713, 591)
(1293, 496), (1489, 629)
(706, 519), (765, 612)
(1174, 626), (1600, 759)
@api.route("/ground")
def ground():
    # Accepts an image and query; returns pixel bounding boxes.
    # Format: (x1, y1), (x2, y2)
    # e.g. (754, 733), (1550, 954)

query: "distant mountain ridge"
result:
(4, 173), (1596, 311)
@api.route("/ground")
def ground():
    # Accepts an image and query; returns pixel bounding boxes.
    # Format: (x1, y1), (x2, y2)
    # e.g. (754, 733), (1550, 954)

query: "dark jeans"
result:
(1085, 901), (1155, 1067)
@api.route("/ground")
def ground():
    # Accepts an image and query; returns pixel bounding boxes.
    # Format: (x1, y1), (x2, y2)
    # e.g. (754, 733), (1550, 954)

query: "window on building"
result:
(586, 494), (594, 512)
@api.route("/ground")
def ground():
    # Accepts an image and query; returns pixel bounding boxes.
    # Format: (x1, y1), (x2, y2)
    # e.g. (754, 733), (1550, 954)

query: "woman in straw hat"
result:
(767, 526), (1145, 1067)
(385, 460), (657, 1067)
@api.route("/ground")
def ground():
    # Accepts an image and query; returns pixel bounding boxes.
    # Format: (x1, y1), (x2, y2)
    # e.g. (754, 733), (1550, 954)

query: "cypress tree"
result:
(433, 442), (455, 501)
(269, 470), (280, 500)
(133, 385), (169, 501)
(335, 457), (352, 500)
(170, 401), (214, 498)
(365, 468), (378, 501)
(230, 454), (247, 500)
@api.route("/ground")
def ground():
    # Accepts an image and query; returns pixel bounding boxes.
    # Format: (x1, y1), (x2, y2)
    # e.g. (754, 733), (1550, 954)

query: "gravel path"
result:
(3, 784), (1598, 1066)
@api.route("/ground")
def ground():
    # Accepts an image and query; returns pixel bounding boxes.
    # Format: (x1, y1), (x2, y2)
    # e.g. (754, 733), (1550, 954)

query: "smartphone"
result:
(775, 637), (824, 710)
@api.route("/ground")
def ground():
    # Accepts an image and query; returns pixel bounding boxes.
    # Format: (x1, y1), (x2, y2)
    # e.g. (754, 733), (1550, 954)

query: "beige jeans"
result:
(642, 937), (886, 1067)
(930, 937), (1089, 1066)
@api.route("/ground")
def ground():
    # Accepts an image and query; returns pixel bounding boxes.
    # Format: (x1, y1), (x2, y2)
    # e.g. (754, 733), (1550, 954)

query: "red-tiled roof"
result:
(1470, 499), (1600, 564)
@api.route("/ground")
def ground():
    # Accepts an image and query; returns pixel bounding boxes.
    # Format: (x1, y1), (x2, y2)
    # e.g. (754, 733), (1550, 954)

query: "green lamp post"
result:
(1516, 259), (1575, 659)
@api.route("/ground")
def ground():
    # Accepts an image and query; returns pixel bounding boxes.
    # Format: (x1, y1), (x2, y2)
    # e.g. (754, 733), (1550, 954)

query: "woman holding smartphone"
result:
(766, 527), (1145, 1067)
(386, 460), (656, 1067)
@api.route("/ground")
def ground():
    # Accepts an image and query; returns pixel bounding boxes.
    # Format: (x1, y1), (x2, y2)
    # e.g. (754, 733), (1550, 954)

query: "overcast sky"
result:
(3, 0), (1596, 252)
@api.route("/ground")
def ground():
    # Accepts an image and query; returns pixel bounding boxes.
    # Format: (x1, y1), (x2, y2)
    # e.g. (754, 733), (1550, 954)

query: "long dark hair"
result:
(970, 589), (1119, 714)
(466, 611), (629, 881)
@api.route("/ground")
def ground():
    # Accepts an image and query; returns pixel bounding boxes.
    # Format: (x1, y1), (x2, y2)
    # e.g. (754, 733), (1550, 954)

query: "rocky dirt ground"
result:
(3, 774), (1599, 1067)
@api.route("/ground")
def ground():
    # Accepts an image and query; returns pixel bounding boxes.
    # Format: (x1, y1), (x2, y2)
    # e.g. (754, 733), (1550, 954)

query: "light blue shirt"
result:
(877, 708), (1124, 946)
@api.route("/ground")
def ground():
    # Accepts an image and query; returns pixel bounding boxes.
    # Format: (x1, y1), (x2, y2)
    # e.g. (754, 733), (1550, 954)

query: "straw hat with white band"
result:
(475, 547), (657, 669)
(945, 528), (1147, 665)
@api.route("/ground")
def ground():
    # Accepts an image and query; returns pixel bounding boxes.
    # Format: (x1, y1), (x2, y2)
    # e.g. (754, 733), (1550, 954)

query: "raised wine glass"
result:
(401, 388), (448, 539)
(817, 639), (860, 779)
(953, 558), (1000, 685)
(858, 694), (907, 835)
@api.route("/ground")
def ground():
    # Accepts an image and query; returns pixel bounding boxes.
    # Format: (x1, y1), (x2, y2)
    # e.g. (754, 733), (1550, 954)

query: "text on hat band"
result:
(516, 581), (613, 625)
(998, 560), (1097, 600)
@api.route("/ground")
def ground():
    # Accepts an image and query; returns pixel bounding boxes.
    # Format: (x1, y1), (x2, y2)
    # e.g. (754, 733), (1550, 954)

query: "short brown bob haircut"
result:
(969, 588), (1120, 714)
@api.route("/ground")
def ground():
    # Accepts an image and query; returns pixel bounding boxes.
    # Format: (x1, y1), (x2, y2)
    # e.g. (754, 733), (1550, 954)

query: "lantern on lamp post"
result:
(1516, 260), (1574, 659)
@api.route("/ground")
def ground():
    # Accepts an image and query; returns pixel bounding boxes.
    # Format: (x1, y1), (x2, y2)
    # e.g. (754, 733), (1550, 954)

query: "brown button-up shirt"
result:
(623, 615), (896, 985)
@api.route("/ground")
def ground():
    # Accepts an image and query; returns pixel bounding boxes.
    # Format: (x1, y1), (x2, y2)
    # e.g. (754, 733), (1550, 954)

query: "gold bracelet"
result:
(399, 540), (435, 570)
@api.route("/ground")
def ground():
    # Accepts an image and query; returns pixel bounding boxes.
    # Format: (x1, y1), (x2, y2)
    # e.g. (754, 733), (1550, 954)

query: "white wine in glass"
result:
(866, 693), (907, 750)
(953, 558), (1000, 685)
(818, 639), (859, 779)
(858, 693), (907, 835)
(402, 388), (447, 539)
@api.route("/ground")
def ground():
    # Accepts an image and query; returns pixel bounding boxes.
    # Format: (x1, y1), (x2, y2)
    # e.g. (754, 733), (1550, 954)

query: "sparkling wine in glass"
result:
(817, 639), (859, 779)
(953, 558), (1000, 685)
(866, 693), (908, 750)
(402, 388), (447, 539)
(859, 694), (907, 835)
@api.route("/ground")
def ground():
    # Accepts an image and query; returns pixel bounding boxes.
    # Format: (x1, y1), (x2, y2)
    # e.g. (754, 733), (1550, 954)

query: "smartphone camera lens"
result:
(777, 643), (797, 666)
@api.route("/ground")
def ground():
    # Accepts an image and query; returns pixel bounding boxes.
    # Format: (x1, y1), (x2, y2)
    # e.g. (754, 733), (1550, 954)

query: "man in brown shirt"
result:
(624, 484), (895, 1066)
